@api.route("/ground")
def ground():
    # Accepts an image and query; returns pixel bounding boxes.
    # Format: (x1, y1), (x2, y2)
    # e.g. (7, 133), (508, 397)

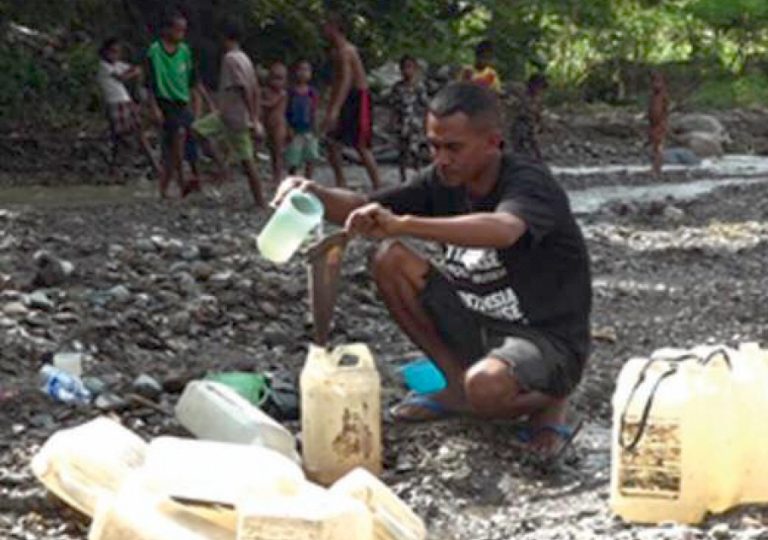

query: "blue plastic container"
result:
(399, 357), (447, 394)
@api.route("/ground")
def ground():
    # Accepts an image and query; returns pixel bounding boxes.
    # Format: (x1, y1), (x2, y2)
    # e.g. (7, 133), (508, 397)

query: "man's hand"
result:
(271, 176), (312, 208)
(345, 203), (403, 239)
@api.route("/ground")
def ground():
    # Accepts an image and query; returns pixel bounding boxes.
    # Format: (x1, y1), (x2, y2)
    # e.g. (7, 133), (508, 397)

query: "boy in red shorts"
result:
(320, 12), (381, 190)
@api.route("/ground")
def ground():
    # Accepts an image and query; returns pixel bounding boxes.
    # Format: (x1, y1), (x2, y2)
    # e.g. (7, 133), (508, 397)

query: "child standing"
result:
(262, 62), (289, 183)
(97, 38), (160, 176)
(390, 55), (429, 183)
(649, 70), (669, 179)
(192, 22), (264, 207)
(461, 40), (503, 94)
(285, 60), (320, 178)
(510, 74), (549, 161)
(146, 11), (207, 198)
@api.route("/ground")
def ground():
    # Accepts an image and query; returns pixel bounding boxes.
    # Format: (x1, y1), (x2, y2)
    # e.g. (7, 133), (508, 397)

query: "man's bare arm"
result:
(396, 213), (527, 248)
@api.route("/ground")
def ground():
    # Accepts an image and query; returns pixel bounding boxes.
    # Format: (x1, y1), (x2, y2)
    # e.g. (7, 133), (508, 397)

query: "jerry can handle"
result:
(332, 344), (375, 370)
(618, 353), (698, 452)
(698, 348), (732, 370)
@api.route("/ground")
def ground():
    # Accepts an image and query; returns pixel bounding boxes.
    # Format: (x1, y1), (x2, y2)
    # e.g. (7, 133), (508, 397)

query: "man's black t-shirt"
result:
(371, 153), (592, 362)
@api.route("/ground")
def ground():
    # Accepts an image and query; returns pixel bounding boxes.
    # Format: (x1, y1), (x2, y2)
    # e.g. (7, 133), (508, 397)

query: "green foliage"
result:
(689, 73), (768, 109)
(1, 0), (768, 127)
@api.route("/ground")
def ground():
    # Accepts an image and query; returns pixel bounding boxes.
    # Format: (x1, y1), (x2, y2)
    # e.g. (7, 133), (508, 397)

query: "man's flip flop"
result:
(512, 418), (584, 465)
(390, 393), (461, 424)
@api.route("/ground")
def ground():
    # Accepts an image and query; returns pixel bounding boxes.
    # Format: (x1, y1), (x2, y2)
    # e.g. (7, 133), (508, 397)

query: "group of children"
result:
(97, 12), (550, 207)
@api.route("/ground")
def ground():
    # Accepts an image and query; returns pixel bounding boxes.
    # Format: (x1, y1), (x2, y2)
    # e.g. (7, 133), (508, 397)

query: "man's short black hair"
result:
(161, 10), (186, 30)
(222, 20), (242, 42)
(429, 82), (503, 129)
(399, 54), (417, 69)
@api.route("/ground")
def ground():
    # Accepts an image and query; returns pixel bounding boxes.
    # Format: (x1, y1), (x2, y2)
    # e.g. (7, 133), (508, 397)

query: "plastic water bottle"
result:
(39, 365), (92, 405)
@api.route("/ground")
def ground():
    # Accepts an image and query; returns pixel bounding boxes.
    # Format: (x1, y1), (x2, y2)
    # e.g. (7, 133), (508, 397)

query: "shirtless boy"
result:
(320, 13), (381, 190)
(262, 61), (289, 183)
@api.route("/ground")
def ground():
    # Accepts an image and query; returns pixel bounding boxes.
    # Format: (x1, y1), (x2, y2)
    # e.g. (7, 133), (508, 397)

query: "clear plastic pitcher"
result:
(257, 189), (324, 264)
(330, 468), (427, 540)
(30, 416), (147, 517)
(301, 344), (382, 486)
(610, 345), (756, 524)
(237, 482), (373, 540)
(89, 476), (234, 540)
(175, 380), (301, 463)
(141, 437), (305, 509)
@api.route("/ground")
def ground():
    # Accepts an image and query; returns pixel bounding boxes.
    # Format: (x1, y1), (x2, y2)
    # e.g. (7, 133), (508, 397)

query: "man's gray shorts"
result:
(419, 267), (584, 398)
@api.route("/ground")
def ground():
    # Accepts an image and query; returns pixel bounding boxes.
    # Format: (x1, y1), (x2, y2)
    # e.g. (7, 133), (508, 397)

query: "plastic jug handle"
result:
(332, 344), (375, 370)
(618, 355), (690, 452)
(698, 348), (733, 370)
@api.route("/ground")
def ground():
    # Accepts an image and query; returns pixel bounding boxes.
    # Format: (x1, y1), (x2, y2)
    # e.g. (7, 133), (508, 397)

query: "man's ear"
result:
(487, 129), (504, 151)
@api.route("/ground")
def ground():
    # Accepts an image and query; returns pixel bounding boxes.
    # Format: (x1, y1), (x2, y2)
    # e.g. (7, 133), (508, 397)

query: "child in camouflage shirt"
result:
(390, 55), (429, 183)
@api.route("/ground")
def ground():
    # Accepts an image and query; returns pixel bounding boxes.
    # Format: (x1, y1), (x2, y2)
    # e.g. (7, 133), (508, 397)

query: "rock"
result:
(107, 243), (125, 258)
(33, 250), (74, 287)
(263, 323), (294, 347)
(176, 272), (200, 297)
(82, 376), (108, 396)
(168, 310), (191, 334)
(663, 147), (702, 166)
(107, 285), (131, 303)
(52, 312), (80, 324)
(259, 302), (279, 319)
(709, 523), (731, 539)
(670, 113), (728, 139)
(662, 205), (686, 223)
(95, 392), (129, 411)
(209, 270), (235, 288)
(28, 291), (55, 311)
(181, 245), (200, 261)
(132, 374), (163, 401)
(169, 261), (191, 274)
(135, 238), (156, 252)
(672, 131), (724, 158)
(3, 301), (28, 318)
(190, 261), (214, 281)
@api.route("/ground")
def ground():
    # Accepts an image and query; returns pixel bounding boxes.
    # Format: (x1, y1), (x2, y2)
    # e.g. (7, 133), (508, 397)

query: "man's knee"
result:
(371, 240), (411, 278)
(464, 358), (521, 417)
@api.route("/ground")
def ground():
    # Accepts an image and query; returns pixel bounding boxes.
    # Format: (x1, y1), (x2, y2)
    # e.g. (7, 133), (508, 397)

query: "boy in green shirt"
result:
(146, 11), (208, 198)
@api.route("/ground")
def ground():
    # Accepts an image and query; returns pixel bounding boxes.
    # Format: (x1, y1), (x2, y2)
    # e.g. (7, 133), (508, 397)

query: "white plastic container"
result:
(237, 482), (373, 540)
(30, 416), (146, 517)
(89, 476), (234, 540)
(141, 436), (305, 509)
(301, 343), (382, 485)
(330, 468), (427, 540)
(53, 352), (84, 377)
(175, 380), (300, 463)
(610, 344), (766, 524)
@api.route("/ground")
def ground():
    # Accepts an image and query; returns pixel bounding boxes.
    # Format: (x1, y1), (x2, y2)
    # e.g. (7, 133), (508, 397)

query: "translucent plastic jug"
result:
(258, 189), (324, 264)
(89, 476), (234, 540)
(30, 416), (146, 517)
(237, 482), (373, 540)
(301, 343), (382, 485)
(141, 437), (305, 509)
(330, 468), (427, 540)
(610, 345), (765, 524)
(175, 380), (301, 463)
